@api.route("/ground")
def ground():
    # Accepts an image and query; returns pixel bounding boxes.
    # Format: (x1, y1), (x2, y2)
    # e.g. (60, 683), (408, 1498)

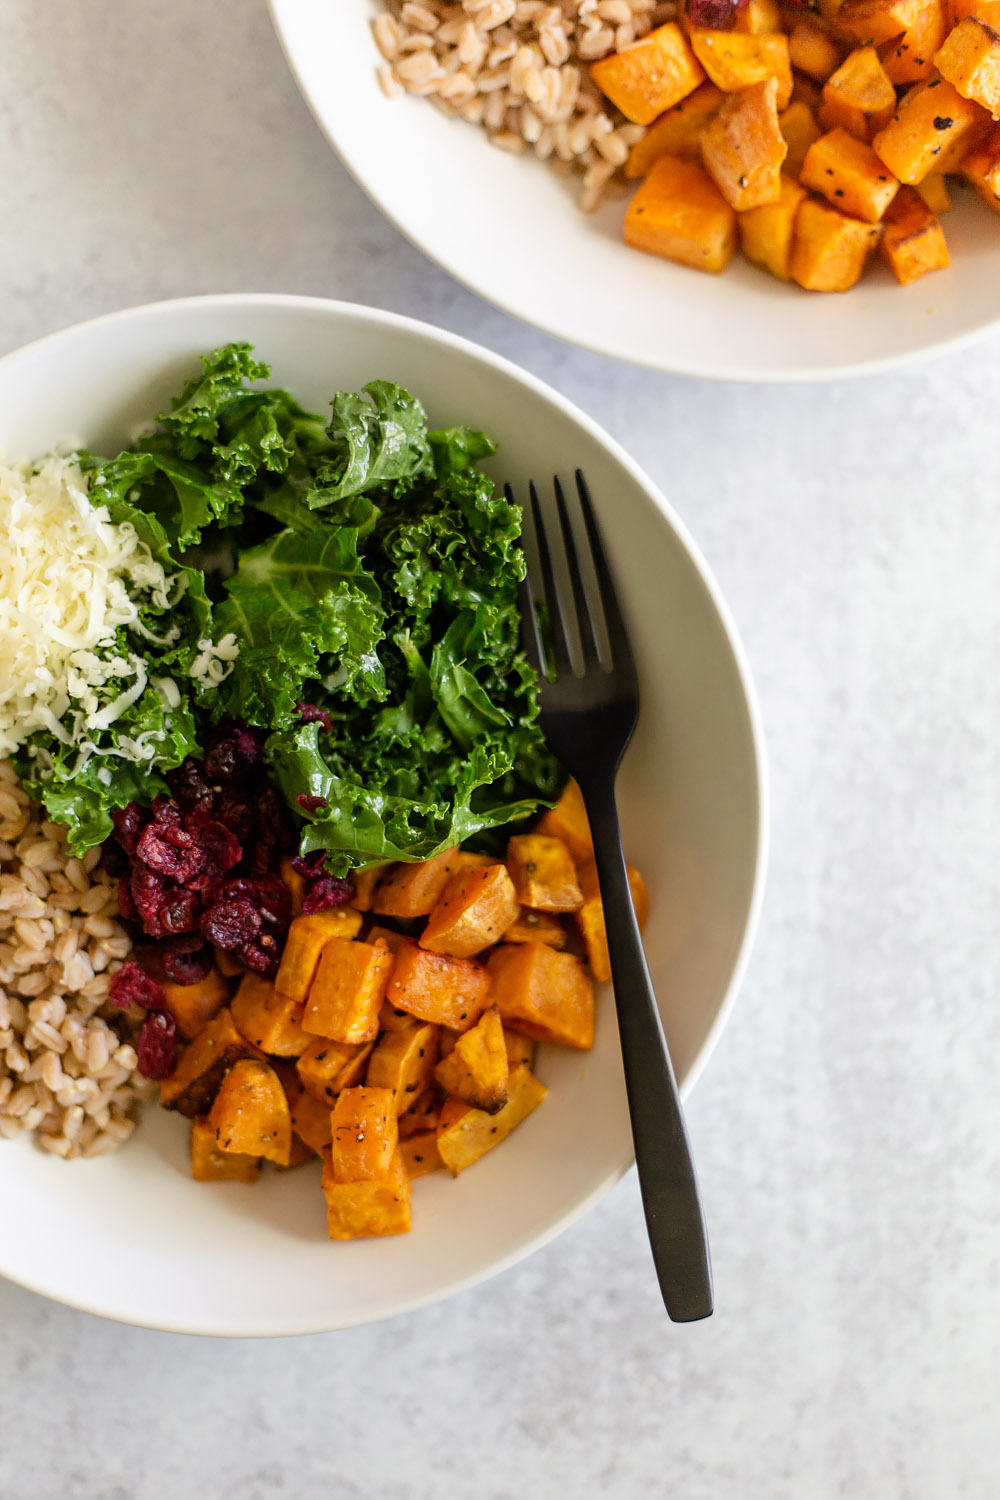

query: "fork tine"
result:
(554, 474), (601, 673)
(575, 470), (634, 677)
(507, 484), (546, 674)
(530, 480), (573, 677)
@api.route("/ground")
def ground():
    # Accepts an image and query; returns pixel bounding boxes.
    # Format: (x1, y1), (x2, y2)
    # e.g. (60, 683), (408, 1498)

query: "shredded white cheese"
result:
(190, 633), (240, 688)
(0, 454), (175, 759)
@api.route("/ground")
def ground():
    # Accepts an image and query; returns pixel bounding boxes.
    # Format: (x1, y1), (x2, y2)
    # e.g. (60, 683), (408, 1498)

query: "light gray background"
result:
(2, 3), (999, 1497)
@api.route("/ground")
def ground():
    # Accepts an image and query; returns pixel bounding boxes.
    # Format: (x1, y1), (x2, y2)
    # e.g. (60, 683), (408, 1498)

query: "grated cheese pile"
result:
(0, 454), (177, 759)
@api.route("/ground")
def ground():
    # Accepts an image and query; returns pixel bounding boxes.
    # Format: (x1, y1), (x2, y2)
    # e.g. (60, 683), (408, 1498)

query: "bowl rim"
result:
(267, 0), (1000, 386)
(0, 292), (770, 1334)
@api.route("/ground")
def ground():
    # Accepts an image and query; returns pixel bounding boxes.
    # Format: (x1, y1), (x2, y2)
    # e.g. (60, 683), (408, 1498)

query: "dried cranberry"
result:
(213, 788), (254, 842)
(130, 863), (169, 938)
(222, 875), (291, 933)
(200, 896), (261, 950)
(302, 876), (355, 915)
(204, 724), (265, 783)
(184, 814), (242, 875)
(160, 888), (200, 935)
(151, 794), (182, 829)
(162, 936), (213, 986)
(296, 793), (328, 814)
(136, 1011), (179, 1079)
(255, 786), (293, 851)
(297, 702), (333, 732)
(136, 823), (206, 884)
(167, 757), (214, 814)
(290, 850), (328, 879)
(111, 803), (147, 856)
(686, 0), (743, 24)
(118, 876), (138, 921)
(108, 960), (166, 1014)
(239, 934), (280, 976)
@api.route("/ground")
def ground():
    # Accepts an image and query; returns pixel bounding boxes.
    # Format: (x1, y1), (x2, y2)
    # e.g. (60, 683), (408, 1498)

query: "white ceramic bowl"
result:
(0, 294), (766, 1334)
(269, 0), (1000, 382)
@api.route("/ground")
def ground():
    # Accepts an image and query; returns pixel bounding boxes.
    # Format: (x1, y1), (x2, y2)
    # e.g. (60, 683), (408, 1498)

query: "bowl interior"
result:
(270, 0), (1000, 381)
(0, 296), (764, 1333)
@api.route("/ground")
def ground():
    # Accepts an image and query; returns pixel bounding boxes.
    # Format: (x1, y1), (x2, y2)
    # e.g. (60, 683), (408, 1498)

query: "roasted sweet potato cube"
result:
(961, 120), (1000, 204)
(397, 1085), (443, 1139)
(379, 998), (421, 1031)
(398, 1131), (443, 1178)
(503, 1027), (537, 1071)
(625, 153), (738, 271)
(880, 0), (947, 82)
(232, 973), (311, 1057)
(625, 81), (725, 176)
(878, 183), (951, 278)
(366, 925), (407, 955)
(190, 1116), (259, 1183)
(213, 946), (244, 979)
(487, 943), (596, 1050)
(790, 20), (844, 79)
(281, 1133), (318, 1169)
(366, 1022), (440, 1112)
(915, 167), (953, 206)
(433, 1005), (509, 1114)
(501, 907), (567, 947)
(289, 1086), (334, 1154)
(935, 15), (1000, 113)
(436, 1065), (548, 1176)
(373, 849), (490, 918)
(801, 125), (900, 216)
(701, 77), (788, 208)
(302, 937), (392, 1043)
(739, 173), (809, 275)
(737, 0), (784, 33)
(574, 858), (651, 984)
(206, 1058), (292, 1167)
(160, 1007), (262, 1116)
(297, 1036), (374, 1104)
(873, 75), (989, 180)
(280, 855), (306, 917)
(950, 0), (1000, 28)
(329, 1085), (398, 1182)
(838, 0), (925, 43)
(384, 942), (492, 1030)
(826, 43), (898, 110)
(689, 30), (793, 107)
(789, 196), (882, 287)
(535, 779), (592, 863)
(577, 857), (650, 923)
(591, 22), (705, 123)
(420, 864), (520, 957)
(791, 72), (825, 108)
(506, 835), (583, 913)
(350, 865), (384, 912)
(818, 93), (872, 137)
(780, 101), (824, 174)
(274, 908), (363, 1005)
(161, 968), (229, 1042)
(322, 1148), (411, 1239)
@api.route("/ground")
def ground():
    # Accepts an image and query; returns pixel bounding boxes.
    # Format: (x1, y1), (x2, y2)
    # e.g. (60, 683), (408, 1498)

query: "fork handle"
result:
(581, 778), (714, 1323)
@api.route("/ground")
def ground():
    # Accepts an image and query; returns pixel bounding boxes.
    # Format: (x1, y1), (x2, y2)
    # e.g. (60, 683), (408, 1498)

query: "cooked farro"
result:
(0, 763), (153, 1159)
(373, 0), (674, 210)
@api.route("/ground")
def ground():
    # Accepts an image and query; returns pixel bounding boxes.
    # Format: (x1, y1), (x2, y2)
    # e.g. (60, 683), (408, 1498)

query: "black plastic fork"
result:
(509, 471), (713, 1324)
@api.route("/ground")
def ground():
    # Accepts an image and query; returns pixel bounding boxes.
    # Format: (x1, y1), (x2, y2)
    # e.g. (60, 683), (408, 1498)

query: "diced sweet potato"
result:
(160, 1007), (261, 1116)
(689, 29), (793, 106)
(934, 15), (1000, 113)
(960, 120), (1000, 204)
(206, 1058), (292, 1167)
(436, 1065), (548, 1176)
(366, 1022), (440, 1112)
(701, 76), (788, 208)
(487, 943), (596, 1050)
(880, 0), (947, 82)
(825, 43), (898, 111)
(503, 1027), (537, 1071)
(213, 946), (244, 979)
(915, 167), (953, 205)
(397, 1085), (443, 1139)
(501, 907), (567, 947)
(801, 125), (900, 216)
(289, 1086), (334, 1154)
(366, 925), (407, 955)
(302, 937), (392, 1044)
(625, 81), (725, 176)
(878, 183), (951, 278)
(872, 75), (989, 179)
(837, 0), (925, 43)
(350, 865), (384, 912)
(574, 859), (650, 984)
(739, 173), (809, 276)
(372, 849), (490, 918)
(281, 1133), (318, 1169)
(384, 942), (492, 1030)
(231, 973), (311, 1057)
(280, 855), (306, 918)
(160, 968), (229, 1042)
(780, 100), (824, 174)
(818, 92), (872, 137)
(535, 779), (592, 863)
(791, 72), (825, 108)
(190, 1115), (259, 1183)
(506, 835), (584, 913)
(591, 22), (706, 123)
(433, 1004), (509, 1114)
(737, 0), (784, 33)
(790, 19), (844, 78)
(420, 864), (520, 957)
(274, 908), (364, 1005)
(624, 153), (738, 271)
(297, 1036), (374, 1104)
(329, 1085), (398, 1182)
(322, 1148), (411, 1239)
(789, 196), (882, 287)
(950, 0), (1000, 27)
(398, 1131), (443, 1178)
